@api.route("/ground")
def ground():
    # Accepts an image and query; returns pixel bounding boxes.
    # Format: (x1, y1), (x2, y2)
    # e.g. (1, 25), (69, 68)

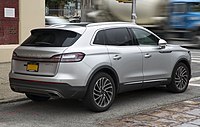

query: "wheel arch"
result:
(172, 58), (191, 79)
(85, 65), (120, 94)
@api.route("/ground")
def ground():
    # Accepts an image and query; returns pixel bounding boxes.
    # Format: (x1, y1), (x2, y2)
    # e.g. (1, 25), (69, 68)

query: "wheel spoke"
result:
(103, 79), (110, 89)
(99, 96), (104, 106)
(105, 91), (112, 101)
(105, 94), (109, 103)
(104, 86), (112, 91)
(94, 94), (102, 101)
(175, 80), (181, 85)
(96, 80), (101, 90)
(94, 91), (101, 97)
(97, 95), (103, 105)
(94, 87), (101, 93)
(100, 78), (104, 89)
(180, 81), (185, 88)
(175, 77), (180, 80)
(181, 70), (187, 76)
(103, 96), (107, 107)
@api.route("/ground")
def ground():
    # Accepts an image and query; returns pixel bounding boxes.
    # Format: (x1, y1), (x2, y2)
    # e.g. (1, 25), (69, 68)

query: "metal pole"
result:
(132, 0), (137, 23)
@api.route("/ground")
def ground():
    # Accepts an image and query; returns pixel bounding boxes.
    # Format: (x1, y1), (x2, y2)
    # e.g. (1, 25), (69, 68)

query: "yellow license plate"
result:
(26, 63), (39, 72)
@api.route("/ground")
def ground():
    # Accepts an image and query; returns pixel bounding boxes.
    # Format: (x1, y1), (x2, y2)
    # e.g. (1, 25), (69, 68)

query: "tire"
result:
(84, 72), (116, 112)
(167, 63), (190, 93)
(26, 93), (50, 102)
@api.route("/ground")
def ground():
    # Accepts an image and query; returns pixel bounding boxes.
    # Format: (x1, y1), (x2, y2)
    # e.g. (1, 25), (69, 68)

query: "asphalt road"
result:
(191, 49), (200, 77)
(1, 49), (200, 127)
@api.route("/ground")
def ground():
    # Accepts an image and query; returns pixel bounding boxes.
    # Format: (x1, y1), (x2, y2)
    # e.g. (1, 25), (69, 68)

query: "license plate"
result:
(26, 63), (39, 72)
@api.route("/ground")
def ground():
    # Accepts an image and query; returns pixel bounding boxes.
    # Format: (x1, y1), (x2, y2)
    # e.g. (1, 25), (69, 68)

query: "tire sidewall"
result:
(85, 72), (116, 112)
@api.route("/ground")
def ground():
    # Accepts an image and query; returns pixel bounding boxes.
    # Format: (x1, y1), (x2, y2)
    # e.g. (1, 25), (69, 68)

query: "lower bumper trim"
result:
(9, 78), (87, 99)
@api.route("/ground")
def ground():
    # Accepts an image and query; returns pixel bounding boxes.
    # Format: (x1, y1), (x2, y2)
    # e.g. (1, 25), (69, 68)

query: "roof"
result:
(171, 0), (200, 3)
(35, 22), (140, 34)
(85, 22), (139, 30)
(49, 22), (136, 28)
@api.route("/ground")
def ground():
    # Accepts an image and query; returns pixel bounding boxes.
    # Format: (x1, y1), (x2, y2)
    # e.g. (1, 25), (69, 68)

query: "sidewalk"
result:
(100, 98), (200, 127)
(0, 63), (26, 103)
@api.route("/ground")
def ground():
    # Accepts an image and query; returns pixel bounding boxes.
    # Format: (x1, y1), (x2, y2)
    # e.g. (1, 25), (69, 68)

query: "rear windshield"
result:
(21, 29), (81, 47)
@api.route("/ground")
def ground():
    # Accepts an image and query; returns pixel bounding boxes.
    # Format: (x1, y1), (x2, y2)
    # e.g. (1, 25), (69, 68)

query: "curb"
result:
(0, 97), (28, 104)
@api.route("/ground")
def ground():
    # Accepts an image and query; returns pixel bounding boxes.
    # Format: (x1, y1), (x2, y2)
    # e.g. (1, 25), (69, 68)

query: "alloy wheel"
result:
(93, 77), (114, 108)
(175, 66), (188, 91)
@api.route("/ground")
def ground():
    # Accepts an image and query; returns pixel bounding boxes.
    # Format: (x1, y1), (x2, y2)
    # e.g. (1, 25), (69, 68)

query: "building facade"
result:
(0, 0), (45, 62)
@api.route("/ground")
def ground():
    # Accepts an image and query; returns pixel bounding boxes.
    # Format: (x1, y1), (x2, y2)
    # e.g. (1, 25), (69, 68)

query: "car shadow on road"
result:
(1, 85), (197, 116)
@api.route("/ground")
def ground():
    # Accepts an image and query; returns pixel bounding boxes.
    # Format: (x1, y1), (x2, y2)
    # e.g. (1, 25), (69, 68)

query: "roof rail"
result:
(49, 22), (90, 28)
(87, 22), (135, 27)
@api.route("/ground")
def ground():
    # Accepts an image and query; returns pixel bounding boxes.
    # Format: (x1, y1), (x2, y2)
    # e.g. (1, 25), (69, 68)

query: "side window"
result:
(132, 28), (159, 45)
(93, 30), (105, 45)
(105, 28), (132, 46)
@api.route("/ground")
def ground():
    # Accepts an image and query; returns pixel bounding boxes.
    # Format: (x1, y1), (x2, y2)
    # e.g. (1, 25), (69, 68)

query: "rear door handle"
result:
(144, 53), (152, 58)
(113, 55), (122, 60)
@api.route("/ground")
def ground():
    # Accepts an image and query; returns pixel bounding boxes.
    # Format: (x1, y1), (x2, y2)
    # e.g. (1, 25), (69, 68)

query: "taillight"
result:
(49, 55), (62, 62)
(52, 52), (85, 62)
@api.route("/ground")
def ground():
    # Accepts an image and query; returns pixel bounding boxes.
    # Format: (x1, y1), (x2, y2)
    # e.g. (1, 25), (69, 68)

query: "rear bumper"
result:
(9, 78), (87, 99)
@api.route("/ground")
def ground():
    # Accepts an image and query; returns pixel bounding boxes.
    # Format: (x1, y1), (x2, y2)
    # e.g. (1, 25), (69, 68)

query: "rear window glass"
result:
(21, 29), (81, 47)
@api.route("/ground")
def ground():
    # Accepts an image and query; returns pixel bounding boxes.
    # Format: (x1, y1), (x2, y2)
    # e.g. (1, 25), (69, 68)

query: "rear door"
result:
(105, 28), (143, 86)
(12, 29), (81, 76)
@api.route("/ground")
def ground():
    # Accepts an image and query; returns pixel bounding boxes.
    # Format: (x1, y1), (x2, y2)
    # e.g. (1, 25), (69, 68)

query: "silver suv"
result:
(9, 22), (191, 112)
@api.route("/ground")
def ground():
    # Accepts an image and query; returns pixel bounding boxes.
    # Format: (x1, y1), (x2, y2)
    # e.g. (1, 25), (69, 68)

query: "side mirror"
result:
(158, 39), (167, 49)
